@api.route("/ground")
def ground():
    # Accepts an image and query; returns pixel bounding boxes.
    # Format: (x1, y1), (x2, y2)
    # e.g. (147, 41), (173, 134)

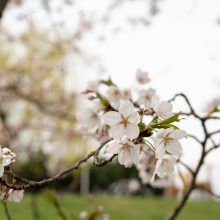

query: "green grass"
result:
(0, 194), (219, 220)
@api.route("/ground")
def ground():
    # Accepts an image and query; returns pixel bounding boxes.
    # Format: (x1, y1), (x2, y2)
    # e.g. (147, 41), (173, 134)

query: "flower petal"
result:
(128, 112), (139, 124)
(166, 140), (182, 158)
(110, 124), (125, 139)
(119, 100), (135, 117)
(118, 151), (128, 165)
(130, 147), (139, 164)
(0, 165), (4, 178)
(125, 124), (139, 140)
(106, 140), (120, 154)
(155, 143), (166, 159)
(102, 111), (121, 126)
(2, 156), (12, 167)
(169, 129), (187, 140)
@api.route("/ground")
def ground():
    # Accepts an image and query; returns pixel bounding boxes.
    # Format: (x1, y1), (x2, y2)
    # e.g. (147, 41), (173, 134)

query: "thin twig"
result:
(195, 186), (220, 199)
(177, 159), (194, 175)
(1, 140), (110, 190)
(1, 201), (12, 220)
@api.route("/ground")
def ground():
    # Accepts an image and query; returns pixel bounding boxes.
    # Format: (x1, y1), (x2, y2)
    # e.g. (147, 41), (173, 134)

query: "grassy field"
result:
(0, 194), (219, 220)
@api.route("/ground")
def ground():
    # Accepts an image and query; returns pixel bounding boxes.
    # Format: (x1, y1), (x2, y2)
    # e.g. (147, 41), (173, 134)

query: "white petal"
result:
(0, 165), (4, 177)
(119, 100), (135, 117)
(155, 143), (166, 159)
(118, 151), (128, 166)
(128, 112), (139, 124)
(125, 124), (139, 140)
(102, 111), (121, 126)
(2, 156), (12, 166)
(159, 101), (172, 113)
(110, 124), (125, 139)
(166, 141), (182, 158)
(130, 147), (139, 164)
(106, 140), (120, 154)
(156, 128), (171, 139)
(169, 129), (187, 140)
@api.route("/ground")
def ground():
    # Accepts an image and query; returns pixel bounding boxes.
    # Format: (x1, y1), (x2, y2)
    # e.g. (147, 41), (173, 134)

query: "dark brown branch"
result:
(187, 134), (202, 144)
(195, 186), (220, 199)
(209, 130), (220, 136)
(177, 159), (194, 175)
(1, 140), (110, 190)
(0, 0), (9, 20)
(166, 116), (208, 220)
(169, 93), (201, 119)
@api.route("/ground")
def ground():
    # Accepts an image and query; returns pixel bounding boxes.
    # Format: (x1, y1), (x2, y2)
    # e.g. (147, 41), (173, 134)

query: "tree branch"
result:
(1, 140), (111, 190)
(1, 201), (12, 220)
(0, 0), (9, 20)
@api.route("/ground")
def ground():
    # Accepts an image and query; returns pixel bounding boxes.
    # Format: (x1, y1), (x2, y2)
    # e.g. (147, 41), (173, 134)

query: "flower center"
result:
(163, 136), (172, 144)
(120, 115), (129, 127)
(120, 143), (130, 152)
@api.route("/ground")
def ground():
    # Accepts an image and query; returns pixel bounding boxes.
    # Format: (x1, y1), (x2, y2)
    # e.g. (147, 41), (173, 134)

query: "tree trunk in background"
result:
(80, 166), (90, 195)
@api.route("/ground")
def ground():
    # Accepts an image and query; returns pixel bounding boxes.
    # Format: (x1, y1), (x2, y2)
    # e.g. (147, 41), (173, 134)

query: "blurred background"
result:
(0, 0), (220, 219)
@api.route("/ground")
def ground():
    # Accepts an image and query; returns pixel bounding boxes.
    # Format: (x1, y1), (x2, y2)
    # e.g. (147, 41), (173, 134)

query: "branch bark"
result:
(0, 0), (9, 20)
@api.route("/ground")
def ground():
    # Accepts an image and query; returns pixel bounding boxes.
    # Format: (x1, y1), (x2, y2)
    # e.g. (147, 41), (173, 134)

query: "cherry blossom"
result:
(154, 128), (187, 159)
(8, 189), (24, 203)
(106, 86), (130, 109)
(137, 88), (155, 107)
(0, 147), (16, 177)
(105, 137), (139, 167)
(151, 95), (173, 119)
(77, 107), (101, 133)
(153, 154), (176, 178)
(103, 100), (140, 140)
(136, 69), (150, 85)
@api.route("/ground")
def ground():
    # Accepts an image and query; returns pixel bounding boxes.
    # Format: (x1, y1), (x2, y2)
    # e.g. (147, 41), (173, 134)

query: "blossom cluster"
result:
(78, 70), (187, 184)
(0, 147), (24, 202)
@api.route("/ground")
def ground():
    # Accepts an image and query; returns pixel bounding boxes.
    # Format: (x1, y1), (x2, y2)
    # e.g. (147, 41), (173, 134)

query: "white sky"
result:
(2, 0), (220, 194)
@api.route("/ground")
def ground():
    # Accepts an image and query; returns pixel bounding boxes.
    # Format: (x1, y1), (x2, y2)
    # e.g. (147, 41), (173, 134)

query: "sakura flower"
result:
(77, 107), (101, 133)
(151, 95), (173, 119)
(154, 128), (187, 159)
(137, 88), (155, 107)
(105, 137), (139, 167)
(79, 211), (88, 219)
(101, 214), (110, 220)
(153, 155), (176, 178)
(0, 148), (15, 177)
(106, 86), (130, 109)
(136, 69), (150, 84)
(8, 189), (24, 203)
(106, 86), (121, 109)
(121, 88), (131, 100)
(103, 100), (140, 140)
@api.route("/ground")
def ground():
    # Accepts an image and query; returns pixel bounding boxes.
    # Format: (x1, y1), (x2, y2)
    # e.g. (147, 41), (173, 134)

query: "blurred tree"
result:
(0, 28), (86, 176)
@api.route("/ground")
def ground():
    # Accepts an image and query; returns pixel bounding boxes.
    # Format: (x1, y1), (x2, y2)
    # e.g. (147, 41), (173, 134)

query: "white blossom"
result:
(77, 107), (101, 133)
(8, 189), (24, 203)
(103, 100), (140, 140)
(79, 211), (88, 219)
(154, 128), (187, 158)
(105, 137), (139, 167)
(151, 95), (173, 119)
(101, 214), (110, 220)
(0, 148), (16, 178)
(153, 155), (176, 179)
(136, 69), (150, 85)
(106, 86), (130, 109)
(137, 88), (155, 107)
